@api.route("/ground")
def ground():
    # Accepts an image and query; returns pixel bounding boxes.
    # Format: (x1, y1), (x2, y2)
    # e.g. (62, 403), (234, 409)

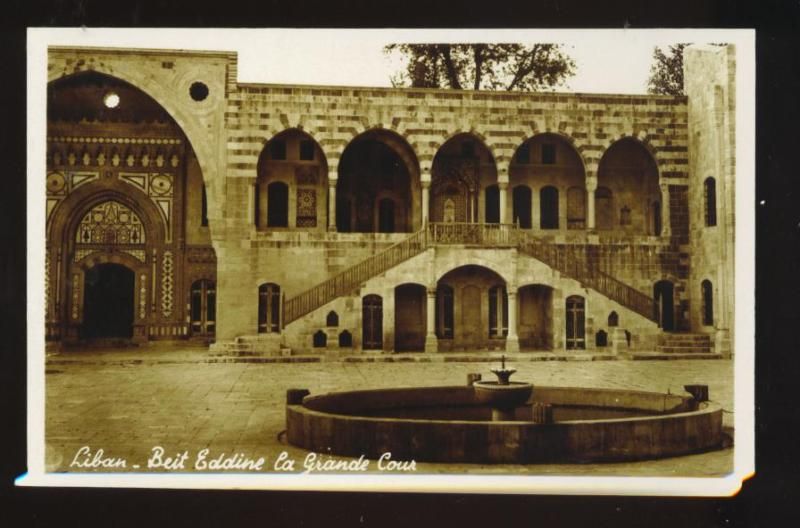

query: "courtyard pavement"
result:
(44, 346), (735, 478)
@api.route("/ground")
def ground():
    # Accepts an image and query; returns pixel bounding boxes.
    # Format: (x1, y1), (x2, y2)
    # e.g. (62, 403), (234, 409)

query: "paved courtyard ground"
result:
(45, 347), (735, 478)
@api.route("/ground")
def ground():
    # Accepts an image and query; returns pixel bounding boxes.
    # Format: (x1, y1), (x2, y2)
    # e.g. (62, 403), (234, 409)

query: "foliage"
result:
(384, 44), (575, 91)
(647, 43), (689, 96)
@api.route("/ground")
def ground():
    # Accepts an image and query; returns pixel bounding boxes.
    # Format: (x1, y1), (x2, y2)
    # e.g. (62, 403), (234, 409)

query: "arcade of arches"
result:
(44, 45), (735, 358)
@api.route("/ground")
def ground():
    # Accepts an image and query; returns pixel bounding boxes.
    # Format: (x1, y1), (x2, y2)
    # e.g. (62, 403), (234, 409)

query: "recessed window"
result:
(103, 92), (120, 109)
(542, 144), (556, 164)
(704, 177), (717, 227)
(299, 140), (315, 161)
(189, 81), (209, 102)
(269, 140), (286, 160)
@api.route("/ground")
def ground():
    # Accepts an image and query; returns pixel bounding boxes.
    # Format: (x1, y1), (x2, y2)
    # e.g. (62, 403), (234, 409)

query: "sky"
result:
(36, 28), (747, 94)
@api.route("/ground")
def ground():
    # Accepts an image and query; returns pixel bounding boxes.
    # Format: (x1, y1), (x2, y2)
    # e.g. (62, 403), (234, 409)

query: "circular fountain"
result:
(472, 356), (533, 421)
(285, 359), (724, 464)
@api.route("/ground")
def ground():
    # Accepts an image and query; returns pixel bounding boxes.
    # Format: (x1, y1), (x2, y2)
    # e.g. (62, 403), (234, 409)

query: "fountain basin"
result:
(473, 380), (533, 409)
(285, 385), (724, 464)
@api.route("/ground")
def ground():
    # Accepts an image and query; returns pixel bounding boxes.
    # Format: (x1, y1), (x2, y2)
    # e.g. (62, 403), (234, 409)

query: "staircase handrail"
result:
(283, 226), (428, 324)
(516, 232), (656, 322)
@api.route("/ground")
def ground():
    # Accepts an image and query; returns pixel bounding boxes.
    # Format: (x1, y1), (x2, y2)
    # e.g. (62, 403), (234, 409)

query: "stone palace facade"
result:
(43, 44), (736, 358)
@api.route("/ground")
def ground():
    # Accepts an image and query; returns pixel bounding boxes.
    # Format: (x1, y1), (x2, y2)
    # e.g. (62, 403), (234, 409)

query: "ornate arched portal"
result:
(46, 71), (216, 342)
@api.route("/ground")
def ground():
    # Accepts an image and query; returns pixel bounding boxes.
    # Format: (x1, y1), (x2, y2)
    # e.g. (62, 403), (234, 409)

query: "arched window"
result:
(565, 295), (585, 349)
(488, 285), (508, 338)
(512, 185), (532, 228)
(485, 184), (500, 223)
(650, 201), (662, 235)
(338, 330), (353, 347)
(267, 181), (289, 227)
(313, 330), (327, 348)
(326, 311), (339, 327)
(702, 280), (714, 326)
(653, 280), (675, 331)
(436, 284), (454, 339)
(596, 187), (613, 230)
(608, 311), (619, 327)
(443, 198), (456, 223)
(258, 283), (281, 333)
(540, 186), (559, 229)
(378, 198), (396, 233)
(595, 330), (608, 347)
(190, 279), (216, 336)
(566, 186), (586, 230)
(704, 177), (717, 227)
(362, 294), (383, 350)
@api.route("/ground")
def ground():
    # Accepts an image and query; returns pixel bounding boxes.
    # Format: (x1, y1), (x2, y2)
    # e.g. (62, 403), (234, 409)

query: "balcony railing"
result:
(427, 222), (516, 246)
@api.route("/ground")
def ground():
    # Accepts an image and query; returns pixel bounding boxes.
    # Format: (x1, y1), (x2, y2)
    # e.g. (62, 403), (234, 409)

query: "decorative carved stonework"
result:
(296, 188), (317, 227)
(76, 201), (146, 245)
(161, 250), (174, 316)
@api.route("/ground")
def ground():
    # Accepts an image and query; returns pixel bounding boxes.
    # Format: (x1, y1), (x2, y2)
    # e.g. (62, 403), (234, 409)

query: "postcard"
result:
(20, 27), (754, 495)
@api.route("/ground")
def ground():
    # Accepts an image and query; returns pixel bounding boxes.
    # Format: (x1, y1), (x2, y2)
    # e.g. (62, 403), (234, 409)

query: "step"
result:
(659, 334), (712, 342)
(631, 352), (723, 361)
(656, 346), (713, 354)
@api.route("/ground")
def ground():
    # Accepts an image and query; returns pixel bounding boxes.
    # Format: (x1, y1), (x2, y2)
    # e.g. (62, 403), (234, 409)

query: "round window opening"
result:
(103, 92), (120, 109)
(189, 81), (209, 102)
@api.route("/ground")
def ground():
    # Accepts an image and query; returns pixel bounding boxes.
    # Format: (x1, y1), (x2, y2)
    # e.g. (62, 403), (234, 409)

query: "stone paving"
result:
(45, 347), (735, 478)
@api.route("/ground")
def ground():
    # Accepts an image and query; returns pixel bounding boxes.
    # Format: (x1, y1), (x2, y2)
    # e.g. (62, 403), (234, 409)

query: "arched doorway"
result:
(83, 263), (135, 338)
(518, 284), (554, 350)
(190, 279), (216, 337)
(512, 185), (532, 228)
(653, 280), (675, 331)
(437, 265), (506, 350)
(258, 283), (281, 333)
(485, 184), (500, 223)
(394, 284), (426, 351)
(540, 186), (559, 229)
(565, 295), (586, 350)
(362, 294), (383, 350)
(47, 70), (216, 343)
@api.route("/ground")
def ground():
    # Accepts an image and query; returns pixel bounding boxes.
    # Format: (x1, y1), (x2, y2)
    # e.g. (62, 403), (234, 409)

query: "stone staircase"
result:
(656, 333), (715, 355)
(209, 333), (292, 357)
(284, 222), (657, 327)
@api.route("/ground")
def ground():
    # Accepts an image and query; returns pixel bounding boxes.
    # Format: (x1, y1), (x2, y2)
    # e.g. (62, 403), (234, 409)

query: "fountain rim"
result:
(291, 385), (722, 426)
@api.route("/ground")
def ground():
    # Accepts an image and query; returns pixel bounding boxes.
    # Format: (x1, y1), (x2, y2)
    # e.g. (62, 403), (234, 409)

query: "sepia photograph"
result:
(22, 27), (754, 495)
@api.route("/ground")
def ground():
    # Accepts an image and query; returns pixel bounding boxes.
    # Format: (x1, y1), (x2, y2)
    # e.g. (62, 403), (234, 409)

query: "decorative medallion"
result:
(296, 188), (317, 227)
(46, 172), (66, 195)
(150, 174), (173, 196)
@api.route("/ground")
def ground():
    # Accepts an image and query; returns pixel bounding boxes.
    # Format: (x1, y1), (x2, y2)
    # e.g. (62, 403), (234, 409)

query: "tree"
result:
(384, 44), (575, 91)
(647, 43), (689, 96)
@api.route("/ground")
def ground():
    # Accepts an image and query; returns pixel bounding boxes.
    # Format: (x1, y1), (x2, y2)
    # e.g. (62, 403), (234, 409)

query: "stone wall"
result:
(684, 44), (736, 356)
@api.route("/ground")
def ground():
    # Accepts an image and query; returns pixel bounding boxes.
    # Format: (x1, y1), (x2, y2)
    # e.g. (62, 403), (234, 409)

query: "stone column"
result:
(421, 180), (431, 225)
(659, 182), (672, 236)
(328, 174), (337, 232)
(425, 289), (438, 353)
(498, 181), (508, 224)
(506, 287), (520, 353)
(586, 177), (597, 230)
